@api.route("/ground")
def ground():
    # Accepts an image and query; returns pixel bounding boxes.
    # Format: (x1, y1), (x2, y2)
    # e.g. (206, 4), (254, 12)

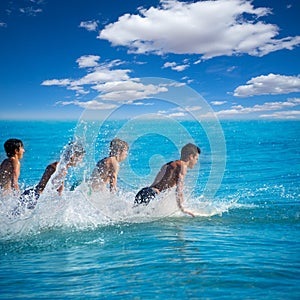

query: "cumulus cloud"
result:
(163, 61), (189, 72)
(175, 105), (202, 112)
(167, 112), (186, 117)
(157, 110), (186, 118)
(56, 100), (117, 110)
(42, 56), (169, 107)
(98, 0), (300, 59)
(76, 55), (101, 68)
(216, 98), (300, 118)
(42, 79), (71, 86)
(156, 105), (202, 118)
(260, 110), (300, 119)
(234, 74), (300, 97)
(132, 101), (154, 106)
(211, 101), (227, 106)
(79, 20), (98, 32)
(92, 80), (168, 101)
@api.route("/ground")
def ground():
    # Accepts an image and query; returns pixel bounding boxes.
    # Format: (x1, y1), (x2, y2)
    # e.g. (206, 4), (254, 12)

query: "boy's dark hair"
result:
(4, 139), (24, 158)
(180, 143), (200, 161)
(109, 138), (128, 156)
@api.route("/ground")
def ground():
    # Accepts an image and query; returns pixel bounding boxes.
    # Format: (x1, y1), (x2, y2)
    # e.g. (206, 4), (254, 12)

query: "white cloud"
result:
(132, 101), (154, 106)
(185, 105), (202, 111)
(56, 100), (117, 110)
(79, 20), (98, 32)
(176, 105), (202, 112)
(181, 76), (194, 84)
(216, 98), (300, 117)
(76, 68), (131, 85)
(156, 105), (201, 118)
(42, 79), (71, 86)
(234, 74), (300, 97)
(211, 101), (227, 106)
(259, 110), (300, 119)
(168, 112), (186, 118)
(19, 7), (42, 16)
(163, 61), (189, 72)
(157, 110), (186, 118)
(160, 81), (186, 88)
(76, 55), (101, 68)
(94, 80), (168, 101)
(227, 66), (237, 72)
(66, 85), (89, 95)
(42, 57), (169, 104)
(0, 22), (7, 28)
(98, 0), (300, 59)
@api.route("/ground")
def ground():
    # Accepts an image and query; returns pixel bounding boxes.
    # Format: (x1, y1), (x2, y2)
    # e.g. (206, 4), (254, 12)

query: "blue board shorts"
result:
(134, 187), (158, 206)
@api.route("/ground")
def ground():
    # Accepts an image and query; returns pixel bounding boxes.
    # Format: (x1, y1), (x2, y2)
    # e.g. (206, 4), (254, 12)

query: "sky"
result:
(0, 0), (300, 120)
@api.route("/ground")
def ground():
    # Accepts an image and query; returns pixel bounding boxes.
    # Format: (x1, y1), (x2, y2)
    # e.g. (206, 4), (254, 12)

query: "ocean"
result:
(0, 119), (299, 299)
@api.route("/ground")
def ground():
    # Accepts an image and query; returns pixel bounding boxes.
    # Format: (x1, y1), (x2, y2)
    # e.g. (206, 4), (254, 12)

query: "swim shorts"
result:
(10, 187), (40, 216)
(19, 187), (40, 209)
(134, 187), (158, 206)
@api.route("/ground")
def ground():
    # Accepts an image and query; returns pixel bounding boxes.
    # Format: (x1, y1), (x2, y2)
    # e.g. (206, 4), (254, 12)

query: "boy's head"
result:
(180, 143), (200, 168)
(109, 138), (129, 160)
(4, 138), (24, 158)
(63, 141), (86, 166)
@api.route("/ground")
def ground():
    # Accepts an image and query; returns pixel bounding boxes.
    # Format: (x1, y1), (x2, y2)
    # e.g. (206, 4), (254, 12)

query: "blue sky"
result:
(0, 0), (300, 120)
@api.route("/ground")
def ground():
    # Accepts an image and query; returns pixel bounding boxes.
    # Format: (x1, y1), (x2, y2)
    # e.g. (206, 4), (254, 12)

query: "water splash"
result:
(0, 183), (245, 241)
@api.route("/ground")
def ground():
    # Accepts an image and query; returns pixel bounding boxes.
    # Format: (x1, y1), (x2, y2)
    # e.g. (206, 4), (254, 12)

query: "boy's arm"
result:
(176, 164), (195, 217)
(109, 159), (119, 192)
(36, 163), (58, 193)
(11, 158), (20, 193)
(57, 181), (64, 195)
(51, 164), (68, 192)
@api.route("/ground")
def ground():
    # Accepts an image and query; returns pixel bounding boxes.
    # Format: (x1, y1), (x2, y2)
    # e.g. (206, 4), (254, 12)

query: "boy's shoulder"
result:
(98, 156), (117, 164)
(44, 161), (59, 173)
(95, 156), (114, 169)
(0, 158), (13, 169)
(166, 160), (183, 168)
(106, 156), (119, 166)
(48, 161), (59, 168)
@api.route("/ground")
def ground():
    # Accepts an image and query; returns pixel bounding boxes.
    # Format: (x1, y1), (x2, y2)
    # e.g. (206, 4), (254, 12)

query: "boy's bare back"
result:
(0, 158), (15, 191)
(90, 156), (119, 191)
(151, 160), (184, 192)
(0, 139), (24, 195)
(89, 138), (128, 192)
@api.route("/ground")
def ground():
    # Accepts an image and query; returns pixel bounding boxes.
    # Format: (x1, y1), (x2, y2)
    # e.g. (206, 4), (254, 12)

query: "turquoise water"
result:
(0, 120), (299, 299)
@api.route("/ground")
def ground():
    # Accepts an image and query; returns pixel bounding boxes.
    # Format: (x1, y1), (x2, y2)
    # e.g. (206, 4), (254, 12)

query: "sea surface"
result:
(0, 119), (299, 299)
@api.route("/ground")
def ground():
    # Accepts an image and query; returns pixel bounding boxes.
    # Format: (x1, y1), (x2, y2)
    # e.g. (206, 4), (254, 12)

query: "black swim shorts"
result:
(134, 187), (158, 206)
(19, 187), (40, 209)
(11, 187), (40, 216)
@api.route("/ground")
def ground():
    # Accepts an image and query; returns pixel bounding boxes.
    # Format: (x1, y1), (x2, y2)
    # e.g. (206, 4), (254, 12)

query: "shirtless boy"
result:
(89, 138), (128, 192)
(0, 139), (25, 196)
(17, 141), (85, 211)
(134, 143), (200, 217)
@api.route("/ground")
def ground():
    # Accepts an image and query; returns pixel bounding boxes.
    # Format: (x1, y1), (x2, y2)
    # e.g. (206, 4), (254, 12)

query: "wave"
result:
(0, 183), (248, 241)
